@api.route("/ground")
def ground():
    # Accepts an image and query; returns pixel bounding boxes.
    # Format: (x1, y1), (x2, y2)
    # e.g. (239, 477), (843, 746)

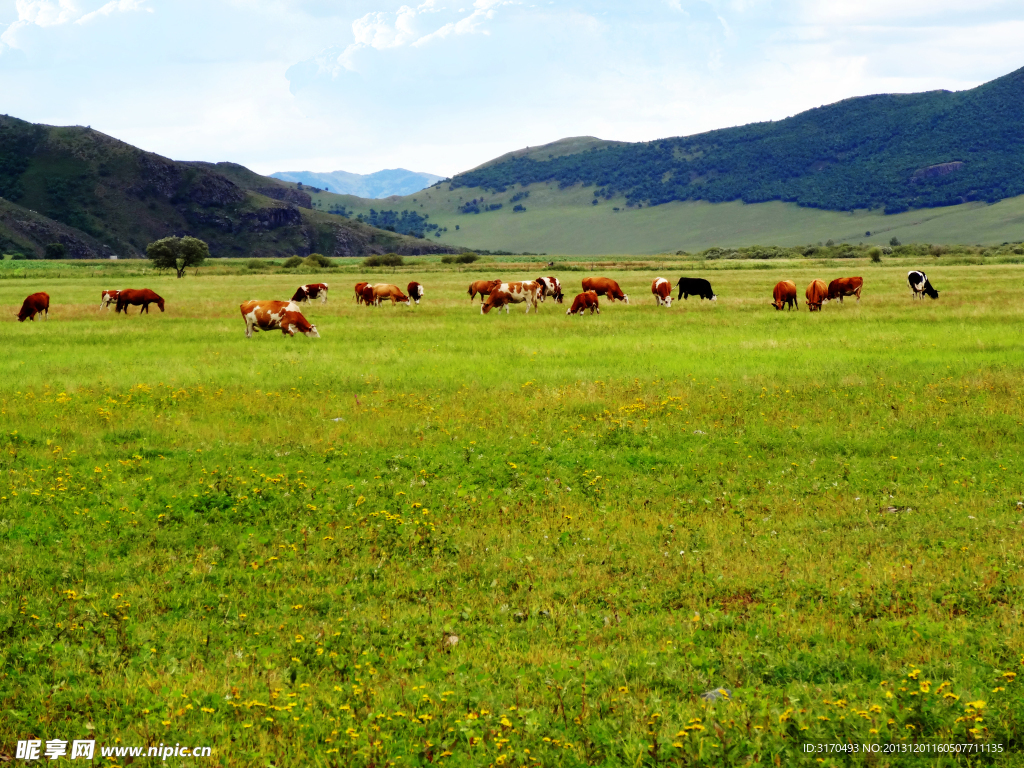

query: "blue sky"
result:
(1, 1), (1022, 177)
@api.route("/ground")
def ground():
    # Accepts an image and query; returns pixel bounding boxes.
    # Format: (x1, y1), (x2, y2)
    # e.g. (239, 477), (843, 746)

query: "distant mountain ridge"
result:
(452, 66), (1024, 215)
(0, 116), (456, 259)
(270, 168), (443, 199)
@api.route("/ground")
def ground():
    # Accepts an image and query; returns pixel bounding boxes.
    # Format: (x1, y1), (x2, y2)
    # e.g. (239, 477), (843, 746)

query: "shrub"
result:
(283, 256), (304, 268)
(825, 239), (835, 246)
(868, 247), (883, 263)
(45, 242), (67, 259)
(456, 252), (479, 264)
(890, 236), (901, 247)
(246, 259), (269, 270)
(929, 244), (947, 257)
(440, 255), (454, 264)
(363, 253), (404, 268)
(10, 252), (28, 260)
(304, 253), (332, 268)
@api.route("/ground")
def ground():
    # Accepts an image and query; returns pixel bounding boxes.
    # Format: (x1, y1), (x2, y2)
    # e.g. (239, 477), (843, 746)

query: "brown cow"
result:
(806, 280), (828, 312)
(358, 285), (376, 306)
(481, 281), (541, 314)
(566, 290), (600, 316)
(480, 290), (513, 315)
(17, 292), (49, 322)
(408, 281), (424, 304)
(292, 283), (329, 304)
(354, 282), (370, 304)
(772, 281), (798, 311)
(827, 276), (863, 303)
(116, 289), (165, 314)
(240, 300), (319, 338)
(100, 289), (120, 309)
(651, 277), (672, 307)
(468, 279), (502, 302)
(372, 284), (411, 306)
(582, 277), (629, 304)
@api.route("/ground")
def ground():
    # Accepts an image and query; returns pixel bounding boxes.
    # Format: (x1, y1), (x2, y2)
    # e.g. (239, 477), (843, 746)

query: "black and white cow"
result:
(908, 271), (939, 300)
(676, 277), (717, 302)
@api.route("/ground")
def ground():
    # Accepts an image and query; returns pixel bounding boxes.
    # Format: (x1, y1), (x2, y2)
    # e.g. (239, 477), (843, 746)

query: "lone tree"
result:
(146, 236), (209, 278)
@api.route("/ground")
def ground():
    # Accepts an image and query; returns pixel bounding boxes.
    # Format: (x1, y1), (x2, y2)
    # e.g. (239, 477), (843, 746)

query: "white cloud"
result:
(1, 0), (149, 50)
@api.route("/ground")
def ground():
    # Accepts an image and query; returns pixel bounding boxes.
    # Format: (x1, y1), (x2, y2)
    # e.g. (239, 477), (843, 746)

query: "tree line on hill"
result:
(450, 67), (1024, 215)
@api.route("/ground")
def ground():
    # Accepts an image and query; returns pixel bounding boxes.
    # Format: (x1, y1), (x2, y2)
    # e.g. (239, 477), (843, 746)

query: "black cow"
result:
(676, 277), (717, 302)
(908, 271), (939, 300)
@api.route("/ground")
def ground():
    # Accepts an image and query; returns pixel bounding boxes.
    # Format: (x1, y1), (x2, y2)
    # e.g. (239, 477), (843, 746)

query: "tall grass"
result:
(1, 264), (1022, 766)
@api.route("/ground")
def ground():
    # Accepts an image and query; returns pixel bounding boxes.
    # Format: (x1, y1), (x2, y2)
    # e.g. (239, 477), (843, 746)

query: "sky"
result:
(1, 1), (1022, 177)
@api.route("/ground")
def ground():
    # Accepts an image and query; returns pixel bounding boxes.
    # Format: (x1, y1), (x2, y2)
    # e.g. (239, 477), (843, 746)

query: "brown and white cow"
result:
(407, 281), (424, 304)
(240, 300), (320, 338)
(358, 284), (376, 306)
(481, 281), (541, 314)
(827, 276), (863, 303)
(468, 279), (502, 302)
(536, 276), (563, 303)
(354, 282), (370, 304)
(372, 283), (411, 306)
(805, 280), (828, 312)
(17, 292), (49, 322)
(582, 277), (629, 304)
(651, 277), (672, 307)
(772, 281), (798, 311)
(292, 283), (329, 304)
(100, 289), (120, 309)
(566, 290), (600, 316)
(116, 289), (165, 314)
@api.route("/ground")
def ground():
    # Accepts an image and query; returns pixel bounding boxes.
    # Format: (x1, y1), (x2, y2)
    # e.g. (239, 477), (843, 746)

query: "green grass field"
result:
(310, 184), (1024, 255)
(2, 260), (1023, 766)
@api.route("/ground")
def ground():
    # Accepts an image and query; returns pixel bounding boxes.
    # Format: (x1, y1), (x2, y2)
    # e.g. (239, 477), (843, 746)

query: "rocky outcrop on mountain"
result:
(0, 198), (107, 258)
(255, 187), (312, 209)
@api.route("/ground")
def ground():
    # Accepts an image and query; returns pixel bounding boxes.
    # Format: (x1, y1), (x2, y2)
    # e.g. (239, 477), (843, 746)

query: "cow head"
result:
(709, 293), (718, 301)
(622, 294), (630, 305)
(156, 297), (166, 312)
(772, 300), (783, 311)
(305, 325), (320, 338)
(924, 283), (939, 299)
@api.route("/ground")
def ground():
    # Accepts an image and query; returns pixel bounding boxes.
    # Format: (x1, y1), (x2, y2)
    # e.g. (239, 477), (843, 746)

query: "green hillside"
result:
(296, 180), (1024, 255)
(451, 66), (1024, 214)
(0, 116), (454, 259)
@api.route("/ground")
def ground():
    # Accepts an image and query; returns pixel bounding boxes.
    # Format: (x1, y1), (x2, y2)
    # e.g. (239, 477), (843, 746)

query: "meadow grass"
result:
(1, 263), (1023, 766)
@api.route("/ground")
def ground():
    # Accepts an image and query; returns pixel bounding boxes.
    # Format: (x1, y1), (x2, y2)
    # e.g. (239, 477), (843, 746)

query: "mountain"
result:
(451, 66), (1024, 215)
(269, 168), (444, 199)
(0, 115), (455, 259)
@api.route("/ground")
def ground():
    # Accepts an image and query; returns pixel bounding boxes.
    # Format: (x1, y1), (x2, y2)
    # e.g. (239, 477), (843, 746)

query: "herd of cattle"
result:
(13, 271), (942, 334)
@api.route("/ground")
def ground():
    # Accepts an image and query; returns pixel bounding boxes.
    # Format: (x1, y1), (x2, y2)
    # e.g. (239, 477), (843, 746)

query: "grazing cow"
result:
(582, 277), (629, 304)
(407, 281), (424, 305)
(772, 281), (798, 311)
(292, 283), (329, 304)
(805, 280), (828, 312)
(372, 283), (411, 306)
(100, 289), (120, 309)
(240, 300), (319, 338)
(480, 290), (513, 315)
(116, 289), (165, 314)
(676, 277), (717, 301)
(17, 292), (49, 322)
(536, 276), (564, 303)
(908, 271), (939, 300)
(566, 290), (600, 316)
(827, 276), (863, 303)
(651, 277), (672, 307)
(481, 281), (541, 314)
(468, 279), (502, 302)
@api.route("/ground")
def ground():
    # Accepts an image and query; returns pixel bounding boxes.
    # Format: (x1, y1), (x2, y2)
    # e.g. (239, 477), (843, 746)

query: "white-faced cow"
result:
(407, 281), (424, 304)
(240, 300), (319, 338)
(582, 277), (629, 304)
(536, 276), (563, 303)
(566, 290), (600, 316)
(100, 289), (120, 309)
(481, 281), (541, 314)
(676, 277), (717, 301)
(292, 283), (329, 304)
(908, 271), (939, 300)
(651, 277), (672, 307)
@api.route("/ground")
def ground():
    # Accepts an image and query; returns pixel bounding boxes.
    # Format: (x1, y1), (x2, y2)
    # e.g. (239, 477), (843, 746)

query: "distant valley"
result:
(269, 169), (444, 199)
